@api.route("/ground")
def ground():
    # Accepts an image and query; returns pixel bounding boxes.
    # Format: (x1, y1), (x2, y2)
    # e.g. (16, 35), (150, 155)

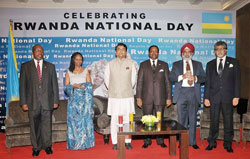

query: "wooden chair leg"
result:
(242, 141), (246, 149)
(7, 148), (11, 154)
(236, 142), (240, 147)
(201, 139), (204, 146)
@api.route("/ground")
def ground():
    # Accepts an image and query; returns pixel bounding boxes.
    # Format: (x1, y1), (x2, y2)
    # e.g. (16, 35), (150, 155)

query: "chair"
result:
(200, 106), (241, 146)
(5, 100), (67, 152)
(242, 99), (250, 148)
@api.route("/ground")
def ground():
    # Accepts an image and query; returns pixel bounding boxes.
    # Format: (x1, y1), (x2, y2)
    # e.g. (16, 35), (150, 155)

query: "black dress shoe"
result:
(112, 144), (117, 150)
(159, 143), (167, 148)
(225, 147), (233, 153)
(32, 150), (40, 157)
(205, 145), (216, 151)
(125, 143), (133, 150)
(45, 147), (53, 155)
(192, 145), (200, 149)
(142, 143), (149, 148)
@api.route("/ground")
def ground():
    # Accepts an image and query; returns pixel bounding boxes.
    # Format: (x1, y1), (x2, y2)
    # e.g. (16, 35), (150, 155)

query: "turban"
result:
(181, 43), (195, 54)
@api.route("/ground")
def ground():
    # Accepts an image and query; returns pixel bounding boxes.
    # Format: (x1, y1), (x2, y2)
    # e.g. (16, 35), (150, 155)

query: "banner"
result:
(0, 8), (236, 131)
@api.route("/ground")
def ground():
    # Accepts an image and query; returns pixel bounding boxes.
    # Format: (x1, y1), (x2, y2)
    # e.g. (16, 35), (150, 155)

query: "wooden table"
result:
(117, 120), (189, 159)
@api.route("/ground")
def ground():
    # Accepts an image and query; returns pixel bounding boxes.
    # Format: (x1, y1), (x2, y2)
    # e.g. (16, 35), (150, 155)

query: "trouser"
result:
(28, 106), (52, 151)
(142, 104), (165, 145)
(208, 102), (234, 148)
(177, 87), (198, 146)
(110, 114), (131, 145)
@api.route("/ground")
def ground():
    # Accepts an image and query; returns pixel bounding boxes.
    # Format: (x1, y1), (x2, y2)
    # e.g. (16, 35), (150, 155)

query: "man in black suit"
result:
(136, 45), (172, 148)
(170, 43), (206, 149)
(204, 41), (240, 153)
(20, 44), (59, 157)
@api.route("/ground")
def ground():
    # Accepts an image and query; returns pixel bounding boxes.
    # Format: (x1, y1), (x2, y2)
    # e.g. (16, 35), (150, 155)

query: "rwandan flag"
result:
(6, 22), (19, 117)
(202, 12), (232, 34)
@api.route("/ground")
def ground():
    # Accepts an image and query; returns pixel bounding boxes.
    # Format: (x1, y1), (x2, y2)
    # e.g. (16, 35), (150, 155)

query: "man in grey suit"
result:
(204, 41), (240, 153)
(136, 45), (172, 148)
(170, 43), (206, 149)
(20, 44), (59, 157)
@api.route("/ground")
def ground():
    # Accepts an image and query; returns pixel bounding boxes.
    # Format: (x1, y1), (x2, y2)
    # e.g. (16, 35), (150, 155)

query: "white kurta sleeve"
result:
(131, 63), (137, 88)
(104, 63), (110, 89)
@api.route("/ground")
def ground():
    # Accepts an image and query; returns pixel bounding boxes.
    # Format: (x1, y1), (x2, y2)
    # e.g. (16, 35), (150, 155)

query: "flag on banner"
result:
(6, 22), (19, 117)
(202, 12), (232, 34)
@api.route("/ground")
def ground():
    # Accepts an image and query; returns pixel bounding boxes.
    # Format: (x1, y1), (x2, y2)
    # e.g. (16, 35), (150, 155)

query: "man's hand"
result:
(189, 75), (196, 81)
(53, 104), (59, 109)
(166, 99), (172, 107)
(21, 104), (28, 111)
(204, 99), (211, 107)
(232, 98), (239, 107)
(137, 98), (142, 108)
(183, 72), (192, 79)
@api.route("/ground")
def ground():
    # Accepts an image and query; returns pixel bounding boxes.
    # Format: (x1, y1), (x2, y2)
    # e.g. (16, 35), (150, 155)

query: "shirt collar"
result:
(217, 56), (226, 62)
(34, 59), (43, 64)
(150, 58), (158, 63)
(183, 59), (192, 63)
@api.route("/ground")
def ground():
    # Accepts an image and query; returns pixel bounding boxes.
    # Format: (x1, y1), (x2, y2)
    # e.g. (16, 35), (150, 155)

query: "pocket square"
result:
(229, 64), (234, 68)
(159, 69), (164, 72)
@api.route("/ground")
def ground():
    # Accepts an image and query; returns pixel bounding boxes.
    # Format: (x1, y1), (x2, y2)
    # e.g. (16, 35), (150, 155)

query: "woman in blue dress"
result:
(64, 52), (95, 150)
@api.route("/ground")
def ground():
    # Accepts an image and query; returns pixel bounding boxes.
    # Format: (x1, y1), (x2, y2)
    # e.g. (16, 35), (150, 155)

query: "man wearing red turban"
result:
(170, 43), (206, 149)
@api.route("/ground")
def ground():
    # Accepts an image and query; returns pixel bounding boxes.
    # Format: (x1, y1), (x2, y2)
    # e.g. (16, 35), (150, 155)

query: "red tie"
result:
(186, 61), (193, 86)
(37, 61), (41, 83)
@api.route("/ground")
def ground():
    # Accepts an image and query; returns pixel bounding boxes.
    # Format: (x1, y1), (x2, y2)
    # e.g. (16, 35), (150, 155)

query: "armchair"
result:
(242, 99), (250, 148)
(200, 106), (241, 145)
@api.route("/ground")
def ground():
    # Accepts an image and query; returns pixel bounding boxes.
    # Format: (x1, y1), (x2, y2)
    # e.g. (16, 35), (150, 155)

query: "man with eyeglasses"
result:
(169, 43), (206, 150)
(204, 41), (240, 153)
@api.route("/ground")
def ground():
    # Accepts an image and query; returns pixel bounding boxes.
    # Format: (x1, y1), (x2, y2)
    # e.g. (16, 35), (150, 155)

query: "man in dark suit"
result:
(170, 43), (206, 149)
(136, 45), (172, 148)
(20, 44), (59, 157)
(204, 41), (240, 153)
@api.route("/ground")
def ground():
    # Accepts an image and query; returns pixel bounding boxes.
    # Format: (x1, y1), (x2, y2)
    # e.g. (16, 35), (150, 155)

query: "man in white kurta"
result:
(104, 43), (136, 150)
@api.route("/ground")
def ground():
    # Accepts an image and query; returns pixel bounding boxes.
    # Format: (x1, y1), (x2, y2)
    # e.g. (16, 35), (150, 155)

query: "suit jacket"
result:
(204, 56), (240, 104)
(136, 60), (172, 105)
(169, 60), (206, 104)
(20, 60), (59, 111)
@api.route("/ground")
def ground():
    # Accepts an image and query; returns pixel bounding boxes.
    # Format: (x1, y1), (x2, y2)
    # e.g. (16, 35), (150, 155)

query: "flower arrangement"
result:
(141, 115), (159, 127)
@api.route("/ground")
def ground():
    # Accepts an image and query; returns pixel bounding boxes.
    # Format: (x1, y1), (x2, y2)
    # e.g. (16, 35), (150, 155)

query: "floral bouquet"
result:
(141, 115), (159, 127)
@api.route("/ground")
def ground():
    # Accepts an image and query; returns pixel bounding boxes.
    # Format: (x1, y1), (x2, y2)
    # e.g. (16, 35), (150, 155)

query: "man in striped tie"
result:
(169, 43), (206, 150)
(20, 44), (59, 157)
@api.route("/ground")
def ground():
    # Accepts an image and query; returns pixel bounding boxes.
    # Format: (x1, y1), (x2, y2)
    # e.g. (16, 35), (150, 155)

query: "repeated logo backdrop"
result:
(0, 8), (236, 132)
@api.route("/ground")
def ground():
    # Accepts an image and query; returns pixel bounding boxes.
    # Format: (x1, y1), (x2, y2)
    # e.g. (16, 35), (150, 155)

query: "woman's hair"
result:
(69, 52), (83, 72)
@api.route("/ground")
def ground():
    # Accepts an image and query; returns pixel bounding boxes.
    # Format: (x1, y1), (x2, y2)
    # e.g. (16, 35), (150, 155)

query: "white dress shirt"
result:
(216, 56), (226, 73)
(178, 60), (197, 87)
(150, 58), (158, 67)
(34, 59), (43, 75)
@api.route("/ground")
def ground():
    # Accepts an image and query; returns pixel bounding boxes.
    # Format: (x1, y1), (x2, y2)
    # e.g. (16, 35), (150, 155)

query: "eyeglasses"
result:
(214, 48), (226, 51)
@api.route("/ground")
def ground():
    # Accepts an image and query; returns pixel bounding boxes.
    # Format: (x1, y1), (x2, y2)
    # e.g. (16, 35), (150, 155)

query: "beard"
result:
(182, 55), (192, 61)
(216, 52), (225, 58)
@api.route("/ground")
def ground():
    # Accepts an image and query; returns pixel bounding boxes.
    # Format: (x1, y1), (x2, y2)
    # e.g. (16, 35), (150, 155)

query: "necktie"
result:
(218, 59), (223, 77)
(37, 61), (41, 83)
(152, 60), (156, 71)
(186, 61), (193, 86)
